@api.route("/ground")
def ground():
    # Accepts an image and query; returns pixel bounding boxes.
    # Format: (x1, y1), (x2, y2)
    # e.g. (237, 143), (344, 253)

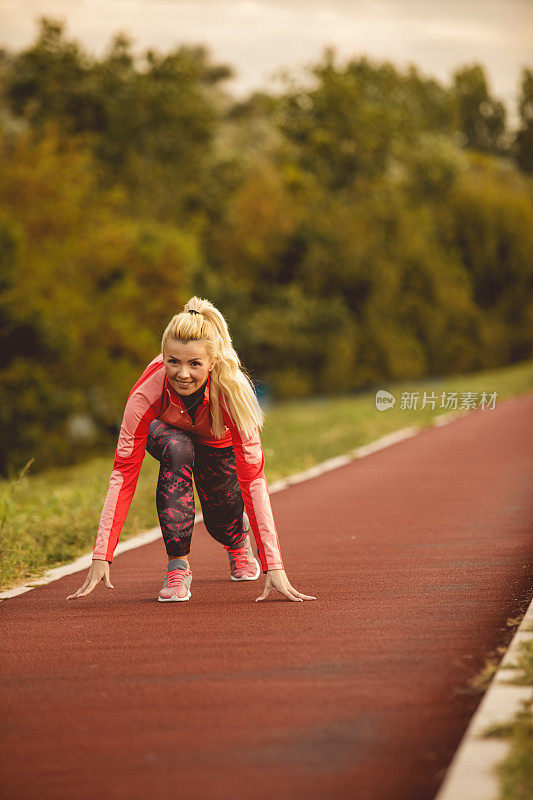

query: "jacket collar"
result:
(165, 371), (211, 406)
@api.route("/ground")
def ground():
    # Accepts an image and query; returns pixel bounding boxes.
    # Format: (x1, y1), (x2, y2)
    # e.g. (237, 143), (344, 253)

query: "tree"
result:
(451, 64), (507, 154)
(0, 125), (198, 474)
(3, 18), (102, 134)
(2, 17), (234, 224)
(445, 153), (533, 362)
(275, 48), (458, 191)
(514, 67), (533, 173)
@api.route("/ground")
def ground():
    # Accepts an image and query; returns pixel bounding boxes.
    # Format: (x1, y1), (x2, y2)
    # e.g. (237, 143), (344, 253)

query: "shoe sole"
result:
(157, 588), (191, 602)
(231, 557), (261, 582)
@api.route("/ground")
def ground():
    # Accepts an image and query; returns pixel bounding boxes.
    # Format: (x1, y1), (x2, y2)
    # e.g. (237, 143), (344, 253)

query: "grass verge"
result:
(482, 629), (533, 800)
(1, 358), (533, 591)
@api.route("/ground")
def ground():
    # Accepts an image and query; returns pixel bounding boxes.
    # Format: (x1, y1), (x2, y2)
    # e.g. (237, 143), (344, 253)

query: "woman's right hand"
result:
(66, 559), (114, 599)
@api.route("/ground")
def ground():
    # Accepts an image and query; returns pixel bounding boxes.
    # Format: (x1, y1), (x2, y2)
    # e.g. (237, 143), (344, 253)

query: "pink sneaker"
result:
(158, 558), (192, 602)
(225, 535), (260, 581)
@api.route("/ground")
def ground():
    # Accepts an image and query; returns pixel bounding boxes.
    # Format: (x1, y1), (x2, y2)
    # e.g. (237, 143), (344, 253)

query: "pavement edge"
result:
(434, 589), (533, 800)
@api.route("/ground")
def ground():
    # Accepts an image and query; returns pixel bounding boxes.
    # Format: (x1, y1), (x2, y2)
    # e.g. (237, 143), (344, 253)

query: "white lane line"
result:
(0, 514), (203, 599)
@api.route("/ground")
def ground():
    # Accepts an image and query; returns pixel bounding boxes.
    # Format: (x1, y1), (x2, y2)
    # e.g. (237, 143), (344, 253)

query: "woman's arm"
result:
(67, 382), (157, 599)
(220, 401), (283, 573)
(92, 386), (158, 563)
(220, 400), (315, 602)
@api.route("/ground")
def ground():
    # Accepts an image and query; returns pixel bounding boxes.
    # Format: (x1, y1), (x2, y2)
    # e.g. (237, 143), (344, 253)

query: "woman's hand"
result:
(255, 569), (316, 603)
(66, 559), (114, 599)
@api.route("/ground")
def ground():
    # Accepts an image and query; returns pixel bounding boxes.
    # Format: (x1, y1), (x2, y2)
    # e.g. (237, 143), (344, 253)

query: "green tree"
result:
(444, 153), (533, 362)
(92, 34), (232, 221)
(513, 67), (533, 173)
(451, 64), (507, 154)
(0, 125), (198, 475)
(3, 18), (101, 133)
(275, 47), (458, 190)
(2, 17), (233, 224)
(1, 23), (531, 458)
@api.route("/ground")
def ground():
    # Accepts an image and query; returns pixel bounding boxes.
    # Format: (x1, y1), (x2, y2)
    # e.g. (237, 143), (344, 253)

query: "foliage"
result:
(2, 18), (233, 224)
(0, 125), (197, 474)
(513, 67), (533, 173)
(452, 63), (507, 154)
(275, 47), (459, 190)
(0, 20), (532, 474)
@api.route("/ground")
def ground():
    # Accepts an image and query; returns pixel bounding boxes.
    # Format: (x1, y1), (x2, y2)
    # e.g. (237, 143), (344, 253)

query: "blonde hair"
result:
(161, 296), (265, 439)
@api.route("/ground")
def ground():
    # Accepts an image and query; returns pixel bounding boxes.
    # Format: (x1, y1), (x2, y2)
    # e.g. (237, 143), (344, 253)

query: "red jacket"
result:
(92, 354), (284, 572)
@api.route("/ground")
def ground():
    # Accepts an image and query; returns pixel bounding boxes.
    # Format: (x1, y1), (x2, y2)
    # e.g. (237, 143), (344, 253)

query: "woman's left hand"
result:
(255, 569), (316, 603)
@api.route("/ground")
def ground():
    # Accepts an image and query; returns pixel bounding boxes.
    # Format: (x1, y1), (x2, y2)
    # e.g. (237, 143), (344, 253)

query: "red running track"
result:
(1, 393), (532, 800)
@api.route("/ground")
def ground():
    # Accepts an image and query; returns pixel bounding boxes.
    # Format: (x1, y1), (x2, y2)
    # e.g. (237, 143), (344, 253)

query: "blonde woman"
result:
(67, 297), (315, 604)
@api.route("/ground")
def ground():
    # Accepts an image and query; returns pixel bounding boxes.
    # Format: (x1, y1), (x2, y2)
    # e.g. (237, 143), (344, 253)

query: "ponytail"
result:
(161, 296), (265, 438)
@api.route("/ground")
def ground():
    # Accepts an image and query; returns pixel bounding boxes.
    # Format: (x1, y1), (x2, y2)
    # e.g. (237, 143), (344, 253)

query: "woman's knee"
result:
(147, 422), (194, 471)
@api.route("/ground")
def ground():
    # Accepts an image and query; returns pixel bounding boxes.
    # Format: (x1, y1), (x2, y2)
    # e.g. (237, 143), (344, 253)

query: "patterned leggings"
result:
(146, 420), (248, 559)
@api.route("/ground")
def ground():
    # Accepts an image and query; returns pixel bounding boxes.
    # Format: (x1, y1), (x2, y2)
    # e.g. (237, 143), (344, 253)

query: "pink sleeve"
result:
(92, 385), (158, 564)
(220, 399), (284, 573)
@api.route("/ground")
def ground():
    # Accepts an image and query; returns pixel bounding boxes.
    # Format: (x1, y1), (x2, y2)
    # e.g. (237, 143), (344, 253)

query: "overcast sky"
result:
(1, 1), (532, 125)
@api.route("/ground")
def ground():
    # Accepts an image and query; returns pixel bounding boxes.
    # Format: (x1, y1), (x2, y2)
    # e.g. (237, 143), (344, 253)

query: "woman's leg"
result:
(146, 421), (196, 560)
(192, 441), (248, 550)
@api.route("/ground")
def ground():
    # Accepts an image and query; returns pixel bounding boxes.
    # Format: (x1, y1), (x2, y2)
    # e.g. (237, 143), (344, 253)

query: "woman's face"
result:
(163, 339), (216, 395)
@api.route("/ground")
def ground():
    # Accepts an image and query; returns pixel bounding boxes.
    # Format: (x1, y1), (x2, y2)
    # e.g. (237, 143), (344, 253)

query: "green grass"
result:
(482, 635), (533, 800)
(1, 357), (533, 591)
(261, 356), (533, 480)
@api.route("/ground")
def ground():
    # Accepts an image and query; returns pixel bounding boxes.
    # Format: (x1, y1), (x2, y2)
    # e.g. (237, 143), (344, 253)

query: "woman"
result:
(67, 296), (315, 604)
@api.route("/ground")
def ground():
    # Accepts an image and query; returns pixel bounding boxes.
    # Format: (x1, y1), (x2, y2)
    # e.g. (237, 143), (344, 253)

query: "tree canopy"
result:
(0, 18), (532, 474)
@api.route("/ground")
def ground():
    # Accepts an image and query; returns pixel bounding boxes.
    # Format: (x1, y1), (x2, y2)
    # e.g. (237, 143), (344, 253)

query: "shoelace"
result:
(227, 546), (248, 571)
(167, 567), (191, 588)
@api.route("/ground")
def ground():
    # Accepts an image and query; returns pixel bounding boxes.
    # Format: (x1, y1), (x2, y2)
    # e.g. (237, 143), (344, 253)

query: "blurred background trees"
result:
(0, 17), (532, 475)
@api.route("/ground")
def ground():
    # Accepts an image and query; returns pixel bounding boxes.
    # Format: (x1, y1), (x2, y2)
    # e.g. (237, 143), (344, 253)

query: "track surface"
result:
(1, 394), (533, 800)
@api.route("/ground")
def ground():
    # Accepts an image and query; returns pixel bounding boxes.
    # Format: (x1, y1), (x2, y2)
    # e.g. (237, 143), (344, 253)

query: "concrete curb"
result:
(434, 592), (533, 800)
(0, 407), (472, 601)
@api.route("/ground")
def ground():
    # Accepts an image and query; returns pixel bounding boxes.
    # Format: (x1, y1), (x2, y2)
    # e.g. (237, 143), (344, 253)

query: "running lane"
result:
(1, 393), (532, 800)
